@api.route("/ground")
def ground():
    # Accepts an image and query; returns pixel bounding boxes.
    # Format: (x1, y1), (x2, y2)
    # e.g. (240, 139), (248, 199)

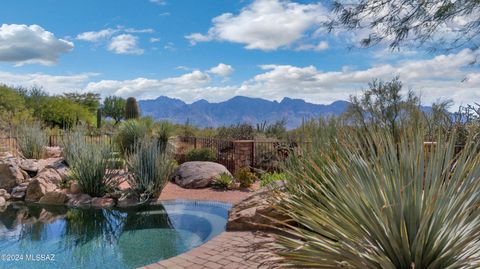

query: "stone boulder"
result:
(66, 194), (92, 207)
(226, 184), (287, 231)
(0, 197), (5, 207)
(43, 147), (62, 159)
(10, 183), (28, 200)
(173, 161), (231, 189)
(25, 167), (62, 202)
(38, 191), (67, 205)
(0, 157), (25, 192)
(91, 197), (115, 208)
(20, 157), (64, 175)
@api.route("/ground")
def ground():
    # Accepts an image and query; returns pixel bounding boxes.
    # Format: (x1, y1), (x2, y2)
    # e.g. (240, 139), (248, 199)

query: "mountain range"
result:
(139, 96), (351, 129)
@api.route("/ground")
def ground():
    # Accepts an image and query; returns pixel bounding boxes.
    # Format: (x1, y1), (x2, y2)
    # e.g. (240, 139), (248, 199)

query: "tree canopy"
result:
(332, 0), (480, 50)
(103, 96), (126, 125)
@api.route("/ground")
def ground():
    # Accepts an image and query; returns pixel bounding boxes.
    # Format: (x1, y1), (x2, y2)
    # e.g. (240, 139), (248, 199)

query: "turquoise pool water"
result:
(0, 200), (231, 269)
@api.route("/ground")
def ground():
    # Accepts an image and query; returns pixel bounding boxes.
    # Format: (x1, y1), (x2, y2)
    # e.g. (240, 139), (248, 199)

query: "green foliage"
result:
(256, 119), (288, 140)
(125, 97), (140, 120)
(96, 108), (102, 129)
(259, 172), (287, 187)
(271, 124), (480, 268)
(235, 167), (256, 188)
(114, 119), (151, 155)
(15, 122), (48, 159)
(63, 92), (101, 114)
(217, 123), (254, 140)
(345, 77), (420, 142)
(68, 139), (119, 197)
(127, 139), (176, 200)
(185, 148), (216, 162)
(155, 121), (175, 149)
(213, 172), (234, 190)
(103, 95), (126, 125)
(0, 85), (33, 128)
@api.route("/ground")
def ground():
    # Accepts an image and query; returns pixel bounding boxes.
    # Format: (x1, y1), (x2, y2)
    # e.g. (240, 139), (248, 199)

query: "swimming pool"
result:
(0, 200), (231, 269)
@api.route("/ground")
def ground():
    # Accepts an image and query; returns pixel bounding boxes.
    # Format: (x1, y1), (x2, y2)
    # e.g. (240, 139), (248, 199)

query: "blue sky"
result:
(0, 0), (478, 107)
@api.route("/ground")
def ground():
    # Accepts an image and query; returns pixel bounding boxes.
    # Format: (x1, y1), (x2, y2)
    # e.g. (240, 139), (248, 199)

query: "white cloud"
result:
(149, 37), (161, 43)
(0, 24), (73, 66)
(186, 0), (329, 51)
(150, 0), (166, 5)
(2, 51), (479, 109)
(124, 28), (154, 34)
(76, 28), (118, 42)
(208, 63), (234, 77)
(0, 71), (96, 95)
(108, 34), (144, 55)
(86, 70), (210, 99)
(296, 41), (329, 51)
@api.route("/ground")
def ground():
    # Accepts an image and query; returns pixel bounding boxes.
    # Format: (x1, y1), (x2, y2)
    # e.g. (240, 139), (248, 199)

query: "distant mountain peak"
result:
(139, 95), (350, 129)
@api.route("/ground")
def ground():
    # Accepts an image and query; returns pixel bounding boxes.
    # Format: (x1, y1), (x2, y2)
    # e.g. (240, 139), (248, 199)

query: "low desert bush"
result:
(185, 148), (216, 162)
(127, 139), (176, 200)
(259, 172), (287, 187)
(15, 122), (48, 159)
(213, 172), (234, 190)
(235, 167), (256, 188)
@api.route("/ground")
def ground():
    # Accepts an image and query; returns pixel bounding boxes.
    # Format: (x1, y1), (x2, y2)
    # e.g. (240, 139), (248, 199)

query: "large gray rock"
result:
(0, 197), (5, 207)
(226, 184), (287, 231)
(173, 161), (231, 189)
(25, 168), (62, 202)
(0, 157), (25, 192)
(20, 157), (64, 175)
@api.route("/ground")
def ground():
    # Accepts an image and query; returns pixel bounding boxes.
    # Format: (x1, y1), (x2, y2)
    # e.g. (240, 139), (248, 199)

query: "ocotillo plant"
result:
(125, 97), (140, 120)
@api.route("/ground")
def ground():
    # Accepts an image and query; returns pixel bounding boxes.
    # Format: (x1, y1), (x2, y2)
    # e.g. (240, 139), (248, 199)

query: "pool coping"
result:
(138, 231), (275, 269)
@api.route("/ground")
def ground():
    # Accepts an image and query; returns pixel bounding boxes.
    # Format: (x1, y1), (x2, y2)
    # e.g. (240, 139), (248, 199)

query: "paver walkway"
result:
(139, 231), (277, 269)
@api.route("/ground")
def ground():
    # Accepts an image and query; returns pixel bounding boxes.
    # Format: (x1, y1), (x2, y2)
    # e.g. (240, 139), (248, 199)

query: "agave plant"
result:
(127, 138), (176, 200)
(114, 119), (151, 156)
(270, 125), (480, 268)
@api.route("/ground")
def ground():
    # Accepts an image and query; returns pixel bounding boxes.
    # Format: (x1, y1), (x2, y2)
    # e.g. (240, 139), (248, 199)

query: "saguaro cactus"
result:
(125, 97), (140, 120)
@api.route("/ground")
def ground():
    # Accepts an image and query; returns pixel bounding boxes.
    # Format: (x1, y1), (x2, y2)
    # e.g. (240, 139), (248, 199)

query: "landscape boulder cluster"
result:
(0, 147), (133, 209)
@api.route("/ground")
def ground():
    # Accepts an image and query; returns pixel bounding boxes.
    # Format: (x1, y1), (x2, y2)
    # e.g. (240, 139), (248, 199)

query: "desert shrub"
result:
(270, 125), (480, 268)
(235, 167), (256, 188)
(259, 172), (287, 187)
(114, 119), (151, 155)
(62, 127), (87, 166)
(68, 140), (119, 197)
(127, 139), (176, 200)
(213, 172), (234, 190)
(185, 148), (216, 162)
(155, 121), (175, 151)
(15, 122), (48, 159)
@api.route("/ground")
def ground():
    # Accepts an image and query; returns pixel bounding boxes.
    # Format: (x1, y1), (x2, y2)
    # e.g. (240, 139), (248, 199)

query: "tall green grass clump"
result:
(68, 138), (119, 197)
(270, 124), (480, 268)
(15, 122), (48, 159)
(127, 139), (176, 200)
(185, 148), (216, 162)
(114, 119), (151, 155)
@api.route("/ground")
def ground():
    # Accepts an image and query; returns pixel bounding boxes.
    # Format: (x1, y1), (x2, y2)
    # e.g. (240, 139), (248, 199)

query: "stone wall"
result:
(233, 140), (254, 172)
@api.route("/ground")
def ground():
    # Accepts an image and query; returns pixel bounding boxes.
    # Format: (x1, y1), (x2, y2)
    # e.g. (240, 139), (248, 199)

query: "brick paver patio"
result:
(139, 231), (277, 269)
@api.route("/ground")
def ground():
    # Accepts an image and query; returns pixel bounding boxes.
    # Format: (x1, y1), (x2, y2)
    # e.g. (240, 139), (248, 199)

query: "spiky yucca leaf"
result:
(271, 126), (480, 269)
(15, 122), (48, 159)
(127, 139), (175, 200)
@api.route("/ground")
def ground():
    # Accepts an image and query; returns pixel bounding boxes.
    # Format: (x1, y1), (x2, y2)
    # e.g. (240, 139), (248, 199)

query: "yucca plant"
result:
(270, 125), (480, 268)
(62, 126), (86, 166)
(68, 140), (119, 197)
(114, 119), (151, 155)
(15, 122), (48, 159)
(213, 172), (234, 190)
(127, 138), (176, 201)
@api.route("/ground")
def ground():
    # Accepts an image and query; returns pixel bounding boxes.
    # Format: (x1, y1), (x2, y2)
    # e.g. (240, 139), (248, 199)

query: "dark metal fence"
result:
(175, 136), (235, 172)
(0, 135), (113, 154)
